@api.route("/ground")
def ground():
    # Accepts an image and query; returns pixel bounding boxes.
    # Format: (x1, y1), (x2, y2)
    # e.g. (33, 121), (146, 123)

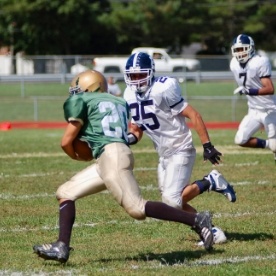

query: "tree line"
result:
(0, 0), (276, 56)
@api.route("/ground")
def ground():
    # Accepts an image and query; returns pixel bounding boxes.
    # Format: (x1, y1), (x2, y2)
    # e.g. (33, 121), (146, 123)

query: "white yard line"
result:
(0, 176), (271, 199)
(1, 253), (276, 274)
(152, 254), (276, 267)
(0, 269), (77, 276)
(0, 146), (273, 159)
(0, 152), (65, 158)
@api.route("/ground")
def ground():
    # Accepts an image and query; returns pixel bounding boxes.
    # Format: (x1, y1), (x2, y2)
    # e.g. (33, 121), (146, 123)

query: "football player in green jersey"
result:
(33, 70), (214, 263)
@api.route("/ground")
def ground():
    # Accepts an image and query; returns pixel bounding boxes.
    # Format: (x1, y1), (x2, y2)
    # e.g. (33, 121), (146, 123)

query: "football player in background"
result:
(33, 70), (215, 263)
(124, 52), (236, 247)
(230, 34), (276, 162)
(107, 76), (122, 96)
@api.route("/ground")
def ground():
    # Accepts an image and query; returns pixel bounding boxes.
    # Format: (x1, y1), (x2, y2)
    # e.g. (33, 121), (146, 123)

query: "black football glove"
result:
(203, 142), (222, 165)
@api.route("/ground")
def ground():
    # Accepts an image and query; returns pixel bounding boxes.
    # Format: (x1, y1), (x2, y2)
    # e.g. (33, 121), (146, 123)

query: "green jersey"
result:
(63, 92), (129, 158)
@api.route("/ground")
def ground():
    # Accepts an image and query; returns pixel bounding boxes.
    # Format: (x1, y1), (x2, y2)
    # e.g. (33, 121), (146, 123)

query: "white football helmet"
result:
(69, 70), (107, 95)
(124, 52), (155, 94)
(231, 34), (255, 64)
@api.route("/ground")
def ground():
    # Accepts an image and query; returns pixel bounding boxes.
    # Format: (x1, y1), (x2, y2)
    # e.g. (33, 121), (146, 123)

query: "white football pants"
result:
(56, 142), (146, 220)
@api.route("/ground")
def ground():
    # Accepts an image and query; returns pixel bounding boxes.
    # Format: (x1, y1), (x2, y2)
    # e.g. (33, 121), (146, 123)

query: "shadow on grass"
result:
(128, 250), (223, 266)
(36, 250), (222, 267)
(35, 232), (274, 267)
(94, 249), (224, 267)
(225, 231), (274, 242)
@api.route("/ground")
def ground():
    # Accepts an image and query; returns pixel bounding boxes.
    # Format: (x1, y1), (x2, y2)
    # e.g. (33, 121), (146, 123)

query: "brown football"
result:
(73, 138), (93, 161)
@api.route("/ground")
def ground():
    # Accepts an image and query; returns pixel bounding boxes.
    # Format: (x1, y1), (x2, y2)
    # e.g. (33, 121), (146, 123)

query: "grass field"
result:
(0, 80), (249, 122)
(0, 127), (275, 275)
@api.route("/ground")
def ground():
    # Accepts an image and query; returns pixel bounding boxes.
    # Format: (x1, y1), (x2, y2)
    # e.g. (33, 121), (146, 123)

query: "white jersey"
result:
(124, 76), (194, 157)
(230, 55), (276, 111)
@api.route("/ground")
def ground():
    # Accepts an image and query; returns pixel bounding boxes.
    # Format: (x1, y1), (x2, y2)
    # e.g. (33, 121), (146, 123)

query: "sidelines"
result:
(1, 121), (240, 129)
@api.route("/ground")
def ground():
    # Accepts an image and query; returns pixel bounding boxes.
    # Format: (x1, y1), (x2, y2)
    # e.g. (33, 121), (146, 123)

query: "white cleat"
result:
(197, 226), (227, 246)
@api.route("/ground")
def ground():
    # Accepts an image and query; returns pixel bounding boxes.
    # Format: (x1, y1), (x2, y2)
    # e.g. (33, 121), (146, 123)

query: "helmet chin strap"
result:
(135, 87), (152, 101)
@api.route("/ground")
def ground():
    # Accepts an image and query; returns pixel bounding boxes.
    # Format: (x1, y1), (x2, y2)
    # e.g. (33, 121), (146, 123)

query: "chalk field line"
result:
(0, 145), (274, 159)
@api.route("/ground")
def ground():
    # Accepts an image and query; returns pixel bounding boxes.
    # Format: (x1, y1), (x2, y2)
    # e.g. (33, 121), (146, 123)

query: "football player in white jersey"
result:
(124, 52), (237, 246)
(230, 34), (276, 161)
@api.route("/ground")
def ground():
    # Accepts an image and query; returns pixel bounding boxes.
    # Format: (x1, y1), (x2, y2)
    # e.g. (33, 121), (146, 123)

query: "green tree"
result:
(244, 1), (276, 51)
(0, 0), (111, 54)
(100, 0), (205, 54)
(0, 0), (276, 55)
(195, 0), (276, 54)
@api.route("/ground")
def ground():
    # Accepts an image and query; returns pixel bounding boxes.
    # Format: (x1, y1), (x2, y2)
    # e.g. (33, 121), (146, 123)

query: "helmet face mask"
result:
(231, 34), (255, 64)
(69, 70), (107, 95)
(124, 52), (155, 94)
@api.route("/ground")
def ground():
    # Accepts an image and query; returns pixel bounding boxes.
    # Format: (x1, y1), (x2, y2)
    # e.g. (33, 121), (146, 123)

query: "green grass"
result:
(0, 80), (250, 122)
(0, 128), (275, 275)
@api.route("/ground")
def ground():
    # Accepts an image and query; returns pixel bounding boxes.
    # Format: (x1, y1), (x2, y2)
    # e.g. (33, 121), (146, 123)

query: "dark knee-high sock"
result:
(194, 179), (211, 194)
(255, 138), (267, 148)
(58, 200), (75, 247)
(145, 201), (196, 226)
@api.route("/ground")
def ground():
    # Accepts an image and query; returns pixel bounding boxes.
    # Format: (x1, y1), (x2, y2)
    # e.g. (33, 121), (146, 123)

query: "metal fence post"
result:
(33, 97), (38, 121)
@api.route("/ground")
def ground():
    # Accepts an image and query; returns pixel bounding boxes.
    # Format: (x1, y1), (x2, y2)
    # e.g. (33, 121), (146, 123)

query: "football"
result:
(73, 138), (93, 161)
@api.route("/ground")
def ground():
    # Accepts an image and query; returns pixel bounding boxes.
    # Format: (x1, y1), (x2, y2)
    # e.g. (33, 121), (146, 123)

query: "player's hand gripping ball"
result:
(73, 138), (93, 161)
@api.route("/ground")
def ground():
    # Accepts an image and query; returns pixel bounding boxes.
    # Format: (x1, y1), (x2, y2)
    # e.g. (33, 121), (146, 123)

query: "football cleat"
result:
(197, 226), (227, 246)
(33, 241), (71, 263)
(206, 170), (236, 202)
(274, 152), (276, 164)
(192, 211), (214, 251)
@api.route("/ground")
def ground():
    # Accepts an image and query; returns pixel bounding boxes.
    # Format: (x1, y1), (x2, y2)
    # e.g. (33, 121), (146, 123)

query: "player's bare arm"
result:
(181, 104), (210, 144)
(61, 121), (82, 159)
(181, 104), (222, 165)
(258, 77), (274, 95)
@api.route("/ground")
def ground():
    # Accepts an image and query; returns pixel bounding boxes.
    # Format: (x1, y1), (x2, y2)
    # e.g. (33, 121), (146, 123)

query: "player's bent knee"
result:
(234, 132), (247, 145)
(56, 184), (75, 201)
(162, 195), (182, 209)
(268, 138), (276, 152)
(56, 186), (66, 200)
(125, 206), (146, 220)
(122, 197), (146, 220)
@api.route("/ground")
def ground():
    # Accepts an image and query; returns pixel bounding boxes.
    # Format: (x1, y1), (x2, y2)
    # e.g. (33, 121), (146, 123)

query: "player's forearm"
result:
(61, 135), (77, 159)
(258, 78), (274, 95)
(61, 143), (78, 160)
(191, 113), (210, 144)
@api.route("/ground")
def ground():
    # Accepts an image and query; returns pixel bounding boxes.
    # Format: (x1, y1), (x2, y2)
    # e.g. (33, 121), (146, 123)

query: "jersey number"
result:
(99, 101), (128, 139)
(239, 72), (247, 86)
(129, 100), (160, 130)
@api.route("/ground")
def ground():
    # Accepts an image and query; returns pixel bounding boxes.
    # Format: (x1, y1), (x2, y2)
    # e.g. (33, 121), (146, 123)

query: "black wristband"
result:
(248, 88), (258, 96)
(203, 142), (213, 148)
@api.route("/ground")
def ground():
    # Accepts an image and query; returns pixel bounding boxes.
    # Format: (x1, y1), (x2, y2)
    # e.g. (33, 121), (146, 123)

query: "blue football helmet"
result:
(231, 34), (255, 63)
(124, 52), (155, 93)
